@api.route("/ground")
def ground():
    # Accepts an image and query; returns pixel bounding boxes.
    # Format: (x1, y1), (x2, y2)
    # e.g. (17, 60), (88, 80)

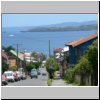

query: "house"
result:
(54, 47), (69, 60)
(54, 47), (69, 77)
(2, 51), (8, 63)
(24, 52), (37, 63)
(9, 50), (24, 68)
(54, 48), (63, 59)
(66, 33), (98, 64)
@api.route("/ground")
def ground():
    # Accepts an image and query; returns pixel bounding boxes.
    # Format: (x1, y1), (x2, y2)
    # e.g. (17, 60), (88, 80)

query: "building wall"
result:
(69, 38), (97, 64)
(9, 59), (16, 68)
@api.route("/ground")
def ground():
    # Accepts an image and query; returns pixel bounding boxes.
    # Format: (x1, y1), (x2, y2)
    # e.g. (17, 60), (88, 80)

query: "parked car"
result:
(30, 69), (38, 79)
(4, 71), (15, 82)
(41, 70), (47, 76)
(37, 70), (41, 75)
(16, 71), (21, 81)
(20, 72), (27, 80)
(2, 75), (8, 86)
(13, 71), (19, 81)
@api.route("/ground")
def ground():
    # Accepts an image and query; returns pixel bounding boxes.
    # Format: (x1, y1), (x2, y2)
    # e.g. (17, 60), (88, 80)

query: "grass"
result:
(47, 79), (53, 86)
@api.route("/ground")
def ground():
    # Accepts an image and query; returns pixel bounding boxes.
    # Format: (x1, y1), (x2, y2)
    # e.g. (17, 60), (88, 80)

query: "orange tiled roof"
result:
(54, 48), (63, 53)
(66, 33), (98, 47)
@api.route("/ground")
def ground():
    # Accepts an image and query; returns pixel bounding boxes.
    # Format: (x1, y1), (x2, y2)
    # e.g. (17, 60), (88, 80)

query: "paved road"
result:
(7, 74), (48, 86)
(6, 68), (48, 86)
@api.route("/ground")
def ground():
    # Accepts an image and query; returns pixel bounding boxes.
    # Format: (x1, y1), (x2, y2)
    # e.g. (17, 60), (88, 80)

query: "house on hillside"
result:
(9, 50), (24, 69)
(54, 48), (63, 59)
(24, 52), (37, 63)
(2, 51), (9, 63)
(54, 47), (69, 77)
(65, 33), (98, 65)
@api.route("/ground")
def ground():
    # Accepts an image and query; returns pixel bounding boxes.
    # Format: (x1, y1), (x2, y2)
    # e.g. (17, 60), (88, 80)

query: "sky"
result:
(2, 14), (98, 28)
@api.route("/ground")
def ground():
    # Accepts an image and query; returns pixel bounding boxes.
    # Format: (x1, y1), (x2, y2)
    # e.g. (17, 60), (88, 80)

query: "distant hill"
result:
(21, 20), (98, 32)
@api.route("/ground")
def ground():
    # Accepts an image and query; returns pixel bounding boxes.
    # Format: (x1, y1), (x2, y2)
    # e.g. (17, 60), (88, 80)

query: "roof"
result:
(2, 52), (8, 59)
(54, 48), (63, 53)
(66, 33), (98, 47)
(10, 50), (24, 61)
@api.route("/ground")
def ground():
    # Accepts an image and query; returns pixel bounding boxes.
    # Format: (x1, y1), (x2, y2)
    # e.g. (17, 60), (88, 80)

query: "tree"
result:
(73, 39), (98, 86)
(26, 63), (35, 73)
(74, 56), (90, 85)
(2, 62), (9, 73)
(40, 53), (46, 61)
(87, 39), (98, 86)
(3, 46), (15, 57)
(33, 62), (41, 69)
(64, 39), (98, 86)
(45, 57), (59, 79)
(3, 46), (15, 53)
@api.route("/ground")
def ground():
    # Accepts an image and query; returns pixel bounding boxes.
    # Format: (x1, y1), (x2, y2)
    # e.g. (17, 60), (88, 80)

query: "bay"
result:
(2, 27), (97, 56)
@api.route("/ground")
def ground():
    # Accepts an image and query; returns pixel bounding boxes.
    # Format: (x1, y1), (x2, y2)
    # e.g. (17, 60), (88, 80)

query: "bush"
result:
(2, 62), (9, 73)
(66, 68), (75, 83)
(45, 57), (59, 79)
(11, 66), (17, 71)
(45, 57), (59, 72)
(47, 79), (53, 86)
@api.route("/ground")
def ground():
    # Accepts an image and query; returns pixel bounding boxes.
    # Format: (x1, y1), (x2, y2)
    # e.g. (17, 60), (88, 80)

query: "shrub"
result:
(26, 63), (35, 72)
(11, 65), (17, 71)
(66, 68), (75, 83)
(2, 62), (9, 73)
(45, 57), (59, 79)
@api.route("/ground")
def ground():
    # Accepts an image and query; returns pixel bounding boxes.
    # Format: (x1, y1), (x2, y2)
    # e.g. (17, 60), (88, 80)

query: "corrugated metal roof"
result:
(66, 33), (98, 47)
(10, 50), (24, 61)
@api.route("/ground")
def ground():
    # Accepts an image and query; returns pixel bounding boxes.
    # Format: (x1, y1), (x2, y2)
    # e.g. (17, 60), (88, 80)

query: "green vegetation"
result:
(2, 46), (16, 59)
(11, 66), (17, 71)
(64, 39), (98, 86)
(21, 25), (98, 32)
(66, 67), (75, 83)
(47, 79), (53, 86)
(3, 46), (15, 56)
(74, 56), (90, 85)
(26, 62), (41, 72)
(2, 62), (9, 73)
(45, 57), (59, 79)
(87, 39), (98, 86)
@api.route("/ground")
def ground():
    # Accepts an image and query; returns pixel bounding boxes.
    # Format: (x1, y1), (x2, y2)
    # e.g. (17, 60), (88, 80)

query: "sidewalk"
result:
(52, 79), (66, 86)
(52, 79), (73, 86)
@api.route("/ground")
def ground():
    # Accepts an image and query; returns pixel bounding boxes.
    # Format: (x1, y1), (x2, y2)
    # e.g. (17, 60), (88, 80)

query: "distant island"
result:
(21, 20), (98, 32)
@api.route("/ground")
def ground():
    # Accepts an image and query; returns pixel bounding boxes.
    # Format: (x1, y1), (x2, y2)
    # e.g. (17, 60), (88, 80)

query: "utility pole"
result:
(49, 40), (51, 57)
(14, 43), (22, 69)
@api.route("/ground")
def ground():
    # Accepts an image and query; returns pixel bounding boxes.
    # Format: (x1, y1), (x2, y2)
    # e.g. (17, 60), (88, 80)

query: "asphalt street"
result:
(6, 68), (48, 86)
(7, 74), (48, 86)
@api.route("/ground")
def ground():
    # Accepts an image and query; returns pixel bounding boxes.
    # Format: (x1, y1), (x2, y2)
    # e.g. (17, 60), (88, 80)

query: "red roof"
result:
(54, 48), (63, 53)
(66, 33), (98, 47)
(2, 52), (8, 59)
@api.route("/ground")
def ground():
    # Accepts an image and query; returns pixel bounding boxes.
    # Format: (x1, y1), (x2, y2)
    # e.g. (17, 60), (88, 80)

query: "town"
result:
(2, 33), (98, 86)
